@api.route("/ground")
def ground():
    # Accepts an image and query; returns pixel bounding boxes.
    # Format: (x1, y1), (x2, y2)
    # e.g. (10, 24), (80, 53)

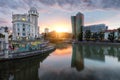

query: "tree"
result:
(9, 35), (12, 40)
(0, 33), (5, 38)
(44, 33), (47, 40)
(78, 32), (83, 41)
(85, 30), (91, 41)
(117, 28), (120, 40)
(91, 32), (98, 41)
(4, 27), (8, 32)
(99, 32), (104, 41)
(72, 35), (75, 39)
(108, 32), (116, 42)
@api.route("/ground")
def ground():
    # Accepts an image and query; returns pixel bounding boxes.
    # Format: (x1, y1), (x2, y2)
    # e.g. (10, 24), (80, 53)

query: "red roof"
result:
(104, 29), (118, 32)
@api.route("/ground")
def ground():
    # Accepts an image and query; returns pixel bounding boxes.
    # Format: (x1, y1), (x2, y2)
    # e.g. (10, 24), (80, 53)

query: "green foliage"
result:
(9, 35), (12, 40)
(44, 33), (47, 40)
(117, 28), (120, 40)
(98, 32), (104, 41)
(108, 32), (116, 42)
(117, 28), (120, 33)
(78, 32), (83, 41)
(0, 33), (5, 38)
(91, 32), (98, 41)
(9, 35), (12, 38)
(5, 27), (8, 32)
(85, 30), (91, 41)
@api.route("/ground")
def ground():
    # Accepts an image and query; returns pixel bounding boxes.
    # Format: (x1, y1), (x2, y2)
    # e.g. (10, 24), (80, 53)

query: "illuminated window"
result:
(22, 18), (26, 21)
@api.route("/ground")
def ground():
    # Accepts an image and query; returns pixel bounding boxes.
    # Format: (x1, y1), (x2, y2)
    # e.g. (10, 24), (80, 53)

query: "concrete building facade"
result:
(104, 30), (118, 40)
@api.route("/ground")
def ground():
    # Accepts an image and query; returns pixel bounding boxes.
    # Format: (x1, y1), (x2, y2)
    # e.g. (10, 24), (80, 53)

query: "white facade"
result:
(12, 7), (39, 40)
(104, 30), (118, 40)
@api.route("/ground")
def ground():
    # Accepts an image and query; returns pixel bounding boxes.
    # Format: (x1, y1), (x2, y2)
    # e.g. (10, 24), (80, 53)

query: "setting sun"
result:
(55, 27), (68, 32)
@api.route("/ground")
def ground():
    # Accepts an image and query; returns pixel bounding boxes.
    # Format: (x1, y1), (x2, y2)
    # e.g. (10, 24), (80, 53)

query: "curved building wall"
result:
(71, 12), (84, 40)
(12, 7), (39, 40)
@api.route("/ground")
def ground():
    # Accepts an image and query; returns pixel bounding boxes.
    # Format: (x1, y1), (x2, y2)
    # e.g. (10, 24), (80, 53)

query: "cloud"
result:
(0, 18), (9, 26)
(0, 0), (119, 31)
(0, 18), (8, 23)
(0, 0), (120, 13)
(37, 0), (120, 11)
(0, 0), (26, 9)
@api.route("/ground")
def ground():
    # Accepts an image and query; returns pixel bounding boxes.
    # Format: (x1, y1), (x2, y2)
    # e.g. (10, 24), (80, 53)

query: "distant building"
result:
(104, 29), (118, 40)
(71, 12), (84, 40)
(44, 28), (49, 33)
(83, 24), (108, 33)
(12, 7), (39, 40)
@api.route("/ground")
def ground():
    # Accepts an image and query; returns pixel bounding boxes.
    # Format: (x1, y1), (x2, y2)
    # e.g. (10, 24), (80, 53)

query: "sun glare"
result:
(55, 27), (68, 32)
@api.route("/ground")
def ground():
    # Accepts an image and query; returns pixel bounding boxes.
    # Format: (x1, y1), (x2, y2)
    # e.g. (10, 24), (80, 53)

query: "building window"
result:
(23, 33), (26, 36)
(18, 28), (19, 31)
(28, 18), (30, 22)
(18, 33), (20, 36)
(13, 26), (15, 31)
(23, 24), (25, 27)
(17, 23), (19, 27)
(13, 24), (15, 27)
(23, 28), (25, 31)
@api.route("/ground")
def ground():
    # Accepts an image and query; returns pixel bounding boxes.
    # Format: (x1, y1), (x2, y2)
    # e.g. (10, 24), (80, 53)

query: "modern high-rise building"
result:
(71, 16), (76, 39)
(71, 12), (84, 40)
(12, 7), (39, 40)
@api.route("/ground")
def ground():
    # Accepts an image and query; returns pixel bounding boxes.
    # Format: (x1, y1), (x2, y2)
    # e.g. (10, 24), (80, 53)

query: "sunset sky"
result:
(0, 0), (120, 33)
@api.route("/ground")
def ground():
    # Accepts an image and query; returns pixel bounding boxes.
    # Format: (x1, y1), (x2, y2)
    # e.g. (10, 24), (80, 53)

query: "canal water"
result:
(0, 44), (120, 80)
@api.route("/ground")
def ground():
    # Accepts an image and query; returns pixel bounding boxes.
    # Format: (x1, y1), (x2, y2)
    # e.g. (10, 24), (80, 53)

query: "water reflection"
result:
(71, 44), (120, 80)
(0, 53), (50, 80)
(72, 44), (120, 69)
(83, 45), (105, 61)
(1, 44), (120, 80)
(71, 44), (84, 71)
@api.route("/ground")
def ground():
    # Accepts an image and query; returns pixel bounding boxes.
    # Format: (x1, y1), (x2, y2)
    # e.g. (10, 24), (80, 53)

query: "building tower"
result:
(71, 16), (76, 39)
(71, 12), (84, 41)
(28, 7), (39, 38)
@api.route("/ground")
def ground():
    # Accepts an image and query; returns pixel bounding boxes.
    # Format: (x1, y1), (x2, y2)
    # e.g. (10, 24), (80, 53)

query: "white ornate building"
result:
(12, 7), (39, 40)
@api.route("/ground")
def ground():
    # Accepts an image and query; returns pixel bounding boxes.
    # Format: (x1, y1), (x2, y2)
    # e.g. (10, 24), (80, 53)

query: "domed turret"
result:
(30, 7), (37, 11)
(28, 7), (39, 16)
